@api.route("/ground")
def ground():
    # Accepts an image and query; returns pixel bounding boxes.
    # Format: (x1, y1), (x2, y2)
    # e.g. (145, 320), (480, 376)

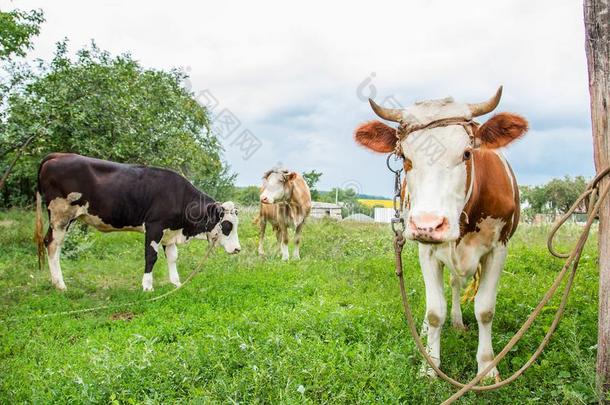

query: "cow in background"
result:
(354, 87), (528, 381)
(35, 153), (240, 292)
(258, 168), (312, 260)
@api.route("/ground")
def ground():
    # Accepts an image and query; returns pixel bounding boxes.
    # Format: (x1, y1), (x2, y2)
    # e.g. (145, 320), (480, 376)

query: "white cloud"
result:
(5, 0), (593, 196)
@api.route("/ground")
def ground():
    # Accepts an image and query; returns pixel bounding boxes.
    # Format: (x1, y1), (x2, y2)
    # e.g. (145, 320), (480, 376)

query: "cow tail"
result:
(34, 191), (45, 271)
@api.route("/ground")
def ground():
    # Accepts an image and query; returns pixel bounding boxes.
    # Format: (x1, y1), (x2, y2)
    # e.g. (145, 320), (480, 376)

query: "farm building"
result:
(311, 202), (342, 220)
(374, 207), (395, 223)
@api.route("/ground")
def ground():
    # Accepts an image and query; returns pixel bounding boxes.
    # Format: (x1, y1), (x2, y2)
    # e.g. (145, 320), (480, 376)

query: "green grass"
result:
(0, 209), (601, 404)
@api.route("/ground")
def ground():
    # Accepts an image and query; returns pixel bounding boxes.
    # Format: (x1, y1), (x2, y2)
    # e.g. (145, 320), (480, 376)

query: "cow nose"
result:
(409, 213), (449, 237)
(260, 196), (268, 203)
(233, 247), (241, 254)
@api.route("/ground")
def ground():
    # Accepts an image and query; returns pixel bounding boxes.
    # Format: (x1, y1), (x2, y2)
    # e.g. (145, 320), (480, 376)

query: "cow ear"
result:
(475, 113), (528, 149)
(354, 121), (397, 153)
(282, 171), (297, 181)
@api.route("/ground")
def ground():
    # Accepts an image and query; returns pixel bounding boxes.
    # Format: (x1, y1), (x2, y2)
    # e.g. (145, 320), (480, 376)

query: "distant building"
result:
(374, 207), (395, 223)
(311, 202), (342, 220)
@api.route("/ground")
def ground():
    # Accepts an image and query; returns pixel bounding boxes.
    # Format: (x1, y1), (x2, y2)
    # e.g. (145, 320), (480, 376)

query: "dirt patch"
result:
(0, 220), (15, 227)
(110, 311), (134, 321)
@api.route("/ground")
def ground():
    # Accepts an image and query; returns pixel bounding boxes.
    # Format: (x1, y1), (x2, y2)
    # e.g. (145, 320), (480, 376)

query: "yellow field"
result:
(358, 199), (393, 208)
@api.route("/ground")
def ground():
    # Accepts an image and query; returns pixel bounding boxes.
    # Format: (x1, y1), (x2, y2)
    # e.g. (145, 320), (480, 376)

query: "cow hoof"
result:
(170, 281), (182, 288)
(142, 273), (153, 291)
(479, 367), (500, 384)
(53, 281), (67, 291)
(293, 254), (301, 260)
(481, 374), (501, 385)
(281, 255), (289, 261)
(419, 364), (438, 379)
(143, 287), (154, 292)
(452, 321), (467, 331)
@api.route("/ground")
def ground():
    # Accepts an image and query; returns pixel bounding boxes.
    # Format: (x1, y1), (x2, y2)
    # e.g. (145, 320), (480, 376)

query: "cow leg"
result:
(45, 225), (68, 291)
(258, 217), (267, 256)
(44, 194), (87, 290)
(293, 222), (304, 260)
(418, 243), (446, 377)
(143, 225), (163, 292)
(450, 274), (465, 330)
(273, 223), (281, 245)
(164, 244), (181, 287)
(279, 226), (289, 261)
(474, 246), (506, 381)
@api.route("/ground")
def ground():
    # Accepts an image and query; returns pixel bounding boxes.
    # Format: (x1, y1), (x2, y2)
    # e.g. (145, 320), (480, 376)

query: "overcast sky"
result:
(4, 0), (594, 197)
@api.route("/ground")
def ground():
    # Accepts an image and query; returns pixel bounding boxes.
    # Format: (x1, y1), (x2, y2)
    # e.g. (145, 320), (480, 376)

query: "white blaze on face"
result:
(214, 201), (241, 254)
(260, 171), (287, 204)
(402, 125), (472, 242)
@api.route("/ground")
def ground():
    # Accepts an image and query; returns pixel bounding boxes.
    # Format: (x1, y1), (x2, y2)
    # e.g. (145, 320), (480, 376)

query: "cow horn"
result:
(368, 98), (403, 123)
(468, 86), (503, 117)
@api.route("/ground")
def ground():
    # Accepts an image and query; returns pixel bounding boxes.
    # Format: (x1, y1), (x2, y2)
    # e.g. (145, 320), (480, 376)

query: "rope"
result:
(393, 166), (610, 404)
(0, 245), (215, 324)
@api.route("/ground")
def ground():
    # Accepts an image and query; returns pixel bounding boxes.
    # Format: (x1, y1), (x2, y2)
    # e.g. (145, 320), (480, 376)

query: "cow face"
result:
(354, 87), (527, 243)
(400, 125), (472, 242)
(260, 169), (297, 204)
(208, 201), (241, 254)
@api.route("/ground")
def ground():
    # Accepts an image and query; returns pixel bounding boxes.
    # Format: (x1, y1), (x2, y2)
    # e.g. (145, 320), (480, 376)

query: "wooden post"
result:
(584, 0), (610, 402)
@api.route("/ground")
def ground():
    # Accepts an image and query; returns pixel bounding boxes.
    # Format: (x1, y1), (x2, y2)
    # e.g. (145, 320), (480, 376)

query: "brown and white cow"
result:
(258, 168), (312, 260)
(354, 87), (528, 381)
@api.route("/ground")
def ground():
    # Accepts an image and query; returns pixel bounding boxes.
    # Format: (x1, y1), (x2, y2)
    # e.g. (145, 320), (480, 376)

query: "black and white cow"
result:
(34, 153), (240, 291)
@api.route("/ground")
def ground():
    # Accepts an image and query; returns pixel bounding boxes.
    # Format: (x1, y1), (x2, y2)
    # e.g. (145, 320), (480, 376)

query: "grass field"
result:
(0, 209), (602, 404)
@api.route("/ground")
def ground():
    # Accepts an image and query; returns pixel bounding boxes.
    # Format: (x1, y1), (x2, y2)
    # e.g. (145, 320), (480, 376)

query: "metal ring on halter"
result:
(386, 153), (403, 174)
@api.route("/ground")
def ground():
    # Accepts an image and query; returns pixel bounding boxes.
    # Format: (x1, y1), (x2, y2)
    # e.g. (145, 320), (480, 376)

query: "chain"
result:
(386, 154), (405, 235)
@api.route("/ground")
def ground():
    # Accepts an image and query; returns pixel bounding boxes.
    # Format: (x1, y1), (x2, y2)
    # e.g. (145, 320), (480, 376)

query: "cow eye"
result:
(463, 150), (472, 161)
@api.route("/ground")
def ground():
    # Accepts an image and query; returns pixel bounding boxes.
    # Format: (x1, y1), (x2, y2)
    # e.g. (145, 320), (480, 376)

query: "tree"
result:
(583, 0), (610, 399)
(519, 184), (550, 218)
(545, 176), (587, 213)
(1, 41), (234, 206)
(0, 8), (44, 189)
(302, 170), (322, 200)
(0, 8), (44, 60)
(519, 176), (588, 220)
(235, 186), (261, 206)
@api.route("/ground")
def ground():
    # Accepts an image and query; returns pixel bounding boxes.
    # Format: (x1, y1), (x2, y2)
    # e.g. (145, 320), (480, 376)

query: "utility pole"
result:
(583, 0), (610, 402)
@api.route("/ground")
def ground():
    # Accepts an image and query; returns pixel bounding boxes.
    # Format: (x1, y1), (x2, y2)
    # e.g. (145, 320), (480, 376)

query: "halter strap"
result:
(396, 116), (479, 213)
(394, 117), (479, 156)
